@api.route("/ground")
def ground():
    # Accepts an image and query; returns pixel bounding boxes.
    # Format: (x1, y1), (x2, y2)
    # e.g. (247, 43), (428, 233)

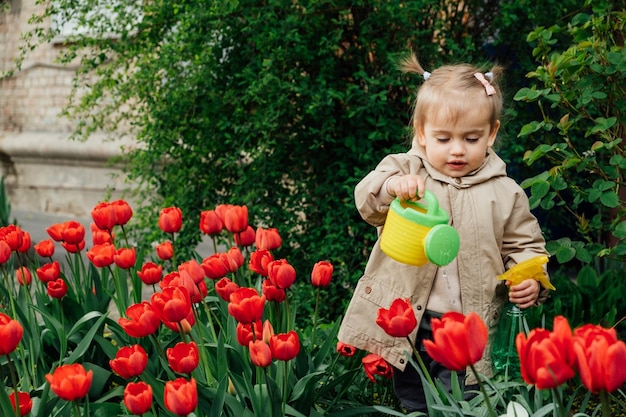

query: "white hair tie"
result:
(423, 71), (431, 81)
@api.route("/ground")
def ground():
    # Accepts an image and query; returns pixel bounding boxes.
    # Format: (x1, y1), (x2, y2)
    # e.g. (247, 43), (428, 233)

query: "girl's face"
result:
(417, 105), (500, 178)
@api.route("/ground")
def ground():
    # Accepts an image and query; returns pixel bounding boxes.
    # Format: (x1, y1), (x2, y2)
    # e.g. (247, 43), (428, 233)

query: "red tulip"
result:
(61, 239), (85, 253)
(362, 353), (394, 383)
(178, 259), (206, 284)
(156, 241), (174, 261)
(311, 260), (334, 287)
(0, 240), (11, 264)
(16, 267), (32, 286)
(215, 204), (233, 223)
(164, 377), (197, 416)
(262, 279), (286, 302)
(199, 209), (223, 235)
(123, 381), (153, 415)
(87, 243), (116, 268)
(17, 231), (31, 253)
(91, 223), (114, 245)
(151, 286), (192, 323)
(267, 259), (296, 289)
(215, 277), (239, 302)
(91, 201), (117, 231)
(223, 205), (248, 234)
(137, 262), (163, 285)
(46, 223), (65, 242)
(119, 302), (161, 338)
(46, 363), (93, 401)
(114, 247), (137, 269)
(159, 207), (183, 234)
(110, 344), (148, 379)
(236, 321), (262, 347)
(228, 247), (245, 269)
(255, 227), (282, 251)
(516, 315), (577, 389)
(376, 298), (417, 338)
(0, 225), (23, 251)
(112, 199), (133, 226)
(9, 391), (32, 416)
(201, 253), (229, 280)
(270, 330), (300, 361)
(48, 278), (68, 299)
(423, 311), (487, 371)
(228, 287), (266, 324)
(250, 340), (273, 367)
(249, 249), (274, 276)
(34, 239), (55, 258)
(61, 221), (86, 245)
(162, 309), (196, 334)
(167, 341), (200, 374)
(573, 323), (626, 393)
(36, 261), (61, 283)
(336, 341), (357, 357)
(0, 313), (23, 355)
(234, 225), (256, 247)
(161, 270), (204, 304)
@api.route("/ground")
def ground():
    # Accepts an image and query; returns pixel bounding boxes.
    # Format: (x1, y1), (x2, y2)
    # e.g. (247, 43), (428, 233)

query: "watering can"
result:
(380, 190), (460, 266)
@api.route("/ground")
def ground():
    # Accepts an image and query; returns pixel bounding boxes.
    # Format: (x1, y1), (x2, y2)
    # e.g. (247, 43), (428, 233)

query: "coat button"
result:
(399, 359), (405, 364)
(364, 286), (372, 294)
(455, 177), (462, 184)
(416, 305), (422, 310)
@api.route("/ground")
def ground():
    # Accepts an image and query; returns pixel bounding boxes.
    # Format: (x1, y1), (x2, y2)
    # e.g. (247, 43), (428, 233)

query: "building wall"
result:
(0, 0), (133, 218)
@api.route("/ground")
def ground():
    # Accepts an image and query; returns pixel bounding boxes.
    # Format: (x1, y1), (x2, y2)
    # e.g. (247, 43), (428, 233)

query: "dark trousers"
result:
(392, 314), (476, 413)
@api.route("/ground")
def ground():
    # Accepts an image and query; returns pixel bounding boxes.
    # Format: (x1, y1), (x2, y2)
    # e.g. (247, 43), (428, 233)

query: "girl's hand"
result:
(507, 278), (540, 309)
(386, 175), (425, 201)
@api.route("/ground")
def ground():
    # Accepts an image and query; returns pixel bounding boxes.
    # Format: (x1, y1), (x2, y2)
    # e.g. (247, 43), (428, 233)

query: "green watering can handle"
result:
(403, 190), (439, 214)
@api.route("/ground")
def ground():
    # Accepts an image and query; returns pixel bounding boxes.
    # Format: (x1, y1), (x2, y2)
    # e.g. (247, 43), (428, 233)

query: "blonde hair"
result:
(400, 53), (504, 140)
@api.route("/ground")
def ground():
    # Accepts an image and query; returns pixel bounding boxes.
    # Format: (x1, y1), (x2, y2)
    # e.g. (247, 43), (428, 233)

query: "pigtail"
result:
(485, 64), (505, 90)
(399, 53), (427, 78)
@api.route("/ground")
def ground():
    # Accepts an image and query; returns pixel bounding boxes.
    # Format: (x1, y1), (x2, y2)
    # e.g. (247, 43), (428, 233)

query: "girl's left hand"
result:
(507, 279), (540, 309)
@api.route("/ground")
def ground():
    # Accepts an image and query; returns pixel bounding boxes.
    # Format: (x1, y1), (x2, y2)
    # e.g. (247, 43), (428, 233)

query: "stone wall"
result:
(0, 0), (133, 217)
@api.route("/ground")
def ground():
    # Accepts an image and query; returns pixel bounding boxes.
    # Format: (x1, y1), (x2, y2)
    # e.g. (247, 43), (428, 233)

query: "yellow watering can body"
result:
(380, 190), (460, 267)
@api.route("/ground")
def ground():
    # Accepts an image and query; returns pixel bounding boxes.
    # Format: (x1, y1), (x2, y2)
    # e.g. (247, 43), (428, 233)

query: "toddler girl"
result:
(337, 53), (550, 413)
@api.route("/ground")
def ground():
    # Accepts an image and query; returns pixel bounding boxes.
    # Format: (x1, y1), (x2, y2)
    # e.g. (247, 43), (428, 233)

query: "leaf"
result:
(577, 265), (599, 294)
(66, 312), (109, 363)
(530, 180), (550, 199)
(555, 246), (576, 263)
(518, 121), (545, 137)
(600, 191), (619, 208)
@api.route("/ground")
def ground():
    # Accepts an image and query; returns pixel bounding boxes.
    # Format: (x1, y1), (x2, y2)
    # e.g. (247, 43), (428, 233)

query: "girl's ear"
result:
(487, 120), (501, 147)
(416, 124), (427, 147)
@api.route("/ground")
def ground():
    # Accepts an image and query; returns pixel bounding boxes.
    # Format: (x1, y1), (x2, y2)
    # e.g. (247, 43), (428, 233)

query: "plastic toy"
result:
(380, 190), (460, 266)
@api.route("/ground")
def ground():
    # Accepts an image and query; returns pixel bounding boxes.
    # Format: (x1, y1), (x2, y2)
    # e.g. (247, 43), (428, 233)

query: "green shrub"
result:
(515, 1), (626, 331)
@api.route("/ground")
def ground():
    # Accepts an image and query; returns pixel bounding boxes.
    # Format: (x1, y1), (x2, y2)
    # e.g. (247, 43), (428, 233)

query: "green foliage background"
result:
(13, 0), (624, 326)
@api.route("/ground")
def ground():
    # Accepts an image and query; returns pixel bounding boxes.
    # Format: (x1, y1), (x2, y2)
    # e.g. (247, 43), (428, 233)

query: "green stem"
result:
(72, 401), (82, 417)
(469, 364), (496, 417)
(600, 390), (611, 417)
(282, 361), (288, 417)
(311, 287), (320, 347)
(6, 355), (19, 417)
(406, 336), (435, 388)
(551, 387), (567, 417)
(190, 306), (214, 386)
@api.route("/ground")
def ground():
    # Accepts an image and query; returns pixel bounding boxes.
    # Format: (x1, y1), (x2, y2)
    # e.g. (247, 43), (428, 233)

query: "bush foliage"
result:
(12, 0), (625, 324)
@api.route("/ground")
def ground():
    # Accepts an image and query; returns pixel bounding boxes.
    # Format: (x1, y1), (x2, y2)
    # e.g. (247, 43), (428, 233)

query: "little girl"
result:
(337, 54), (550, 413)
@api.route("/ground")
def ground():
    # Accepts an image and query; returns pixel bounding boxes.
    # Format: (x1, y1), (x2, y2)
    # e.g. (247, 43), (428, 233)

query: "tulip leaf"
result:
(289, 370), (325, 402)
(66, 312), (109, 364)
(0, 378), (17, 417)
